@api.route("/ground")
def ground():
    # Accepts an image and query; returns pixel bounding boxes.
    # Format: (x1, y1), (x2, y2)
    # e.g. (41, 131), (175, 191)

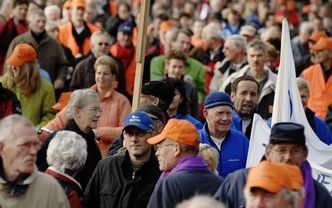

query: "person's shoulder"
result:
(151, 55), (165, 62)
(314, 180), (332, 203)
(228, 129), (248, 140)
(303, 63), (321, 74)
(40, 77), (54, 89)
(35, 170), (64, 187)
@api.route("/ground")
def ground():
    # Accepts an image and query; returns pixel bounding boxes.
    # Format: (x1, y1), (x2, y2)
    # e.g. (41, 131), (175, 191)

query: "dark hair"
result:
(167, 78), (188, 115)
(165, 50), (188, 65)
(231, 75), (260, 94)
(247, 39), (266, 52)
(13, 0), (29, 8)
(180, 144), (199, 155)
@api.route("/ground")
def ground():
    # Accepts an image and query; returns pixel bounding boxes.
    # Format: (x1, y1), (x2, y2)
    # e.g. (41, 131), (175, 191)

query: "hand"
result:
(54, 79), (64, 90)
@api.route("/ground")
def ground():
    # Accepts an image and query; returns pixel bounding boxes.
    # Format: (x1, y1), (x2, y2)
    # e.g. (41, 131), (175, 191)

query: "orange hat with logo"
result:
(311, 37), (332, 51)
(309, 31), (328, 42)
(6, 43), (37, 68)
(147, 119), (199, 147)
(245, 161), (303, 193)
(71, 0), (85, 9)
(52, 92), (72, 111)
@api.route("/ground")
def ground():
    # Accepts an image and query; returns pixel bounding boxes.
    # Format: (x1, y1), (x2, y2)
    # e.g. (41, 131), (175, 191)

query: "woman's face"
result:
(95, 64), (114, 90)
(74, 97), (101, 132)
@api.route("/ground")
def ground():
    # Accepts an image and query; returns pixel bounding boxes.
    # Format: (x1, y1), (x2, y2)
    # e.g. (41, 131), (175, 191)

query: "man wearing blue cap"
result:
(84, 111), (161, 208)
(199, 92), (249, 178)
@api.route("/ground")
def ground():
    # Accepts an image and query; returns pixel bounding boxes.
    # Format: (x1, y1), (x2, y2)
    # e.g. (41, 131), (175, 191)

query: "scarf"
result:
(157, 156), (208, 184)
(301, 160), (316, 208)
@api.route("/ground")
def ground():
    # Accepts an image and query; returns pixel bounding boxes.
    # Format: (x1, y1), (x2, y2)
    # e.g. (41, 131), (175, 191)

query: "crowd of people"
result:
(0, 0), (332, 207)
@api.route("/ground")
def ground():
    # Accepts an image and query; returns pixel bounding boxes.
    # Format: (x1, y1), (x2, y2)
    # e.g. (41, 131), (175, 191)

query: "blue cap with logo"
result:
(124, 111), (154, 132)
(118, 21), (134, 34)
(204, 92), (234, 109)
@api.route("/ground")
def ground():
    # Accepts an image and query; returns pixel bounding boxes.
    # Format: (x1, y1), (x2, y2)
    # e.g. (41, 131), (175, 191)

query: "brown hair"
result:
(165, 50), (188, 65)
(94, 55), (118, 75)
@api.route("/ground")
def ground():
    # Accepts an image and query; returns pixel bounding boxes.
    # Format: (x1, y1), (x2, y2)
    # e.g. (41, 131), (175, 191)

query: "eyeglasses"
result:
(154, 143), (177, 151)
(98, 42), (109, 46)
(273, 147), (304, 157)
(84, 107), (102, 114)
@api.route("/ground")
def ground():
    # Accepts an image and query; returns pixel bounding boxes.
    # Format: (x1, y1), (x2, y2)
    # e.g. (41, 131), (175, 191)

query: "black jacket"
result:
(36, 119), (102, 191)
(84, 151), (161, 208)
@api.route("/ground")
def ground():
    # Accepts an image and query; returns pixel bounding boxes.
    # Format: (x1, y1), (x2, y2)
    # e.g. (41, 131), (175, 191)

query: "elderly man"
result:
(147, 119), (223, 208)
(231, 76), (259, 138)
(0, 115), (69, 207)
(302, 37), (332, 120)
(214, 122), (332, 207)
(7, 8), (68, 91)
(0, 0), (29, 74)
(58, 0), (99, 58)
(84, 111), (161, 208)
(220, 40), (276, 119)
(69, 31), (125, 95)
(210, 35), (247, 92)
(244, 161), (304, 208)
(199, 92), (249, 178)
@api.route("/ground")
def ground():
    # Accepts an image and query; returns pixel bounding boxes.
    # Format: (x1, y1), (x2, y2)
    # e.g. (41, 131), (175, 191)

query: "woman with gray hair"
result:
(37, 88), (102, 191)
(46, 130), (87, 208)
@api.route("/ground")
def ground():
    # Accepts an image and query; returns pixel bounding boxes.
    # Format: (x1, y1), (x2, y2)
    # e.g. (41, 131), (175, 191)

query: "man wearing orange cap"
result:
(146, 119), (222, 208)
(302, 37), (332, 120)
(244, 161), (304, 208)
(58, 0), (99, 58)
(214, 122), (332, 208)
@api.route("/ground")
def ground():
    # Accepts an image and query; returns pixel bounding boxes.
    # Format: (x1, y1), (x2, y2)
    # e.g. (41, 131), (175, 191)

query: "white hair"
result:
(90, 31), (112, 46)
(176, 195), (225, 208)
(44, 5), (61, 19)
(202, 23), (222, 40)
(227, 34), (247, 53)
(47, 130), (87, 173)
(299, 21), (314, 35)
(0, 115), (33, 143)
(66, 89), (99, 119)
(296, 77), (310, 91)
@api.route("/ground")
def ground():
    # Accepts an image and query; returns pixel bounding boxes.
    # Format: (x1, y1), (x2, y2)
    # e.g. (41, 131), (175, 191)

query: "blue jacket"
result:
(171, 113), (203, 130)
(199, 125), (249, 178)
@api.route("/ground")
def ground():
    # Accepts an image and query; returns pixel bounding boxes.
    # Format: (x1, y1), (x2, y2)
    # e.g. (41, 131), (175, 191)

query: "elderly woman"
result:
(42, 55), (131, 157)
(1, 43), (55, 127)
(46, 130), (87, 208)
(37, 88), (102, 191)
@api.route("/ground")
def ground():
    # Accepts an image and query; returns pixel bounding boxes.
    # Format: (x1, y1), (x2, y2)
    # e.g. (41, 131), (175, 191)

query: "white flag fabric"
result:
(247, 19), (332, 192)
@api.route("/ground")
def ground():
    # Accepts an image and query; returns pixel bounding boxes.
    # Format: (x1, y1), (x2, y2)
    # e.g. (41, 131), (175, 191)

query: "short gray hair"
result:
(299, 21), (314, 35)
(66, 89), (99, 119)
(176, 195), (225, 208)
(90, 31), (111, 46)
(0, 115), (33, 143)
(47, 130), (87, 173)
(296, 77), (310, 91)
(44, 5), (61, 18)
(227, 35), (247, 53)
(28, 8), (46, 22)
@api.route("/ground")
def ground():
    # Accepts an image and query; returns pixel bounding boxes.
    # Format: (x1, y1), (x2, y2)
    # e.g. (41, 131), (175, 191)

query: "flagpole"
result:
(131, 0), (151, 112)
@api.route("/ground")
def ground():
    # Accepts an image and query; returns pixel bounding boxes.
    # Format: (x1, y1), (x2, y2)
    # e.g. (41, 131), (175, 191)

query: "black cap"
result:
(269, 122), (306, 145)
(141, 81), (175, 104)
(138, 105), (167, 124)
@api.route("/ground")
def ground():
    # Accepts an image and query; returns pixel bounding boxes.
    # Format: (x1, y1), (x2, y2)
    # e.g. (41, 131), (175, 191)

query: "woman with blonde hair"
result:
(1, 43), (55, 127)
(199, 143), (219, 175)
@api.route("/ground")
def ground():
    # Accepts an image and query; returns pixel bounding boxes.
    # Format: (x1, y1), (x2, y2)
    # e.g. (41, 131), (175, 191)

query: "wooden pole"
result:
(131, 0), (151, 112)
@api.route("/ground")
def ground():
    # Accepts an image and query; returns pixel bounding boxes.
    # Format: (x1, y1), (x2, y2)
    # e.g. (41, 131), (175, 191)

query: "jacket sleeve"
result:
(84, 161), (102, 208)
(147, 179), (180, 208)
(37, 81), (56, 128)
(43, 106), (69, 133)
(69, 62), (84, 90)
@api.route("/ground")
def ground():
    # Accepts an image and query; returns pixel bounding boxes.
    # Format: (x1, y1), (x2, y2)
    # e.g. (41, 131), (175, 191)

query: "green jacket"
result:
(150, 55), (205, 102)
(1, 77), (55, 127)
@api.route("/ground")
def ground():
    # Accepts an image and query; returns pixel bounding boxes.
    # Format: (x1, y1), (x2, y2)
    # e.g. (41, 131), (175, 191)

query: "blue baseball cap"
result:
(118, 21), (134, 34)
(204, 92), (234, 109)
(124, 111), (154, 132)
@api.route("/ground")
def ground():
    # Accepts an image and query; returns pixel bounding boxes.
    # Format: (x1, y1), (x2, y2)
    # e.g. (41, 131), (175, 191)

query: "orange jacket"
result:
(110, 43), (136, 96)
(302, 64), (332, 119)
(42, 85), (131, 157)
(58, 22), (99, 57)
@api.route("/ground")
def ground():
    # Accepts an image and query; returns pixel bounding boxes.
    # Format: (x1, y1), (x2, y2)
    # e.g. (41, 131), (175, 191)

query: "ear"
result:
(230, 91), (235, 102)
(73, 106), (81, 118)
(265, 145), (271, 161)
(203, 108), (208, 119)
(174, 143), (181, 157)
(153, 97), (160, 106)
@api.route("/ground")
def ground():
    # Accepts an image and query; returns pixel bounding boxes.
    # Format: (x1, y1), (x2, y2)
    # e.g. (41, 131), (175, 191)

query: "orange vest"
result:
(58, 22), (99, 57)
(303, 64), (332, 119)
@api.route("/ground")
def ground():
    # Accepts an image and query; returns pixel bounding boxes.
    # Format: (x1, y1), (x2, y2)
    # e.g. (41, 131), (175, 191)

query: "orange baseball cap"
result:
(309, 31), (328, 42)
(246, 161), (303, 193)
(147, 119), (199, 147)
(159, 20), (175, 34)
(52, 92), (72, 111)
(6, 43), (37, 68)
(71, 0), (85, 9)
(311, 37), (332, 51)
